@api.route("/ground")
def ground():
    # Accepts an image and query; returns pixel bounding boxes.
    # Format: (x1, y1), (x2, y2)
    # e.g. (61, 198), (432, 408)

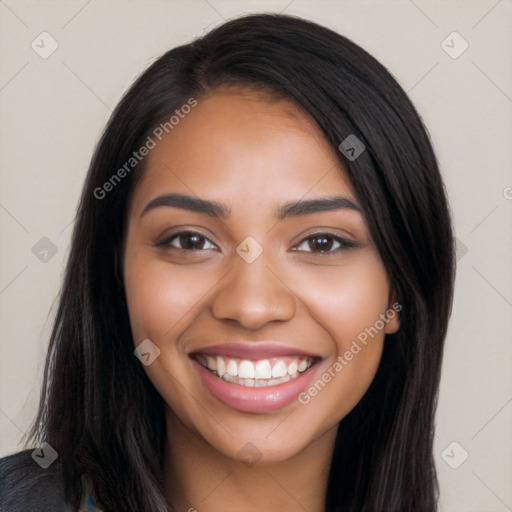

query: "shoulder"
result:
(0, 448), (73, 512)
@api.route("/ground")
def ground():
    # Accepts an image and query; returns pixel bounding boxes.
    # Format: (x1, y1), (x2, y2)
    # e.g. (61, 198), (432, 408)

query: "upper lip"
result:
(189, 342), (321, 360)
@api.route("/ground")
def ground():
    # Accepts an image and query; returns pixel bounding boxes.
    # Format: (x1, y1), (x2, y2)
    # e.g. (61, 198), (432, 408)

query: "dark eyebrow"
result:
(275, 196), (361, 219)
(140, 194), (230, 218)
(140, 193), (361, 219)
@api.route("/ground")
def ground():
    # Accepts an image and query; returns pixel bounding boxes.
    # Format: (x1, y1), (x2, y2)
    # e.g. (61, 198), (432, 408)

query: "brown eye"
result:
(307, 235), (335, 252)
(156, 231), (217, 251)
(295, 233), (358, 254)
(178, 233), (206, 250)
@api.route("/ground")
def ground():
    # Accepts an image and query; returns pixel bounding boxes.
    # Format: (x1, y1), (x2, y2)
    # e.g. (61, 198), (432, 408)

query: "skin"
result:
(122, 87), (400, 512)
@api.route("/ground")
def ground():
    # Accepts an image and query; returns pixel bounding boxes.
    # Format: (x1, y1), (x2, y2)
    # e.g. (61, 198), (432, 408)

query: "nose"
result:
(210, 255), (297, 331)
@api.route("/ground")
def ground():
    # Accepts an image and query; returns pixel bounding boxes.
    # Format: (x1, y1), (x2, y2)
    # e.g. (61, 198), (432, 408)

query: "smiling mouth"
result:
(193, 354), (318, 387)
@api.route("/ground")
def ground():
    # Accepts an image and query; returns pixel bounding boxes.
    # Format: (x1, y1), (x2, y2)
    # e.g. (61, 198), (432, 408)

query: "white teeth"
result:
(271, 361), (287, 378)
(196, 353), (316, 387)
(287, 361), (298, 375)
(298, 359), (308, 372)
(216, 356), (226, 377)
(222, 371), (295, 387)
(222, 373), (237, 384)
(238, 360), (255, 379)
(226, 359), (238, 377)
(254, 360), (272, 379)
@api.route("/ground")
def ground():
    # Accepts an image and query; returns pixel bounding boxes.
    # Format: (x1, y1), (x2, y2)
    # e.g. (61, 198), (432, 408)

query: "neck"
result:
(163, 408), (338, 512)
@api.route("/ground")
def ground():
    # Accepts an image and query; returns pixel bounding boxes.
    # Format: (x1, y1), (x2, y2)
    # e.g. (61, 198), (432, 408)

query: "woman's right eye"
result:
(155, 231), (217, 251)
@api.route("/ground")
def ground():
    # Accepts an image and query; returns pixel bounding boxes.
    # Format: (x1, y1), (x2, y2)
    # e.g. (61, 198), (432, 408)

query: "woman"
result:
(0, 13), (455, 512)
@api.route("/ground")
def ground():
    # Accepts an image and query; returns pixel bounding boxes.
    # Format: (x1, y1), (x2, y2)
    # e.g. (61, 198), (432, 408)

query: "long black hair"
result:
(27, 13), (455, 511)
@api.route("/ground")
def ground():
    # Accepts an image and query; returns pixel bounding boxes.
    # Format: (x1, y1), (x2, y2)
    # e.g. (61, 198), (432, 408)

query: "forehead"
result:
(130, 87), (355, 213)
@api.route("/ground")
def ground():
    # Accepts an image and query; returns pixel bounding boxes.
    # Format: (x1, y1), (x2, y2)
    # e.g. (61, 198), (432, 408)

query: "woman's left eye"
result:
(294, 233), (357, 254)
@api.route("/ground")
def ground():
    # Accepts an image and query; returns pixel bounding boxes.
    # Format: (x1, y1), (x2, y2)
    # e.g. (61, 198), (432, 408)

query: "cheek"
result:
(292, 253), (390, 347)
(123, 254), (216, 420)
(288, 253), (390, 419)
(124, 256), (215, 343)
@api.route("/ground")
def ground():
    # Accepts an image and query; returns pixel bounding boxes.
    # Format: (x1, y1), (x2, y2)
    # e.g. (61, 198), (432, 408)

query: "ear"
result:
(384, 290), (401, 334)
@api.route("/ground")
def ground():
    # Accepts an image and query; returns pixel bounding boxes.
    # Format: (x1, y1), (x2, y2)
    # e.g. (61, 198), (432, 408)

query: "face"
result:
(122, 87), (399, 464)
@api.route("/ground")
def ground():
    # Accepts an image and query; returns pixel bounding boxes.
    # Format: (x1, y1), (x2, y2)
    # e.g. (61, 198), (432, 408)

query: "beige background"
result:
(1, 1), (511, 511)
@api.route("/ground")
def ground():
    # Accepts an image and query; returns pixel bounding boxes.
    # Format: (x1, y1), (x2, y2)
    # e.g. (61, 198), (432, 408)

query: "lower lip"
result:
(192, 359), (320, 413)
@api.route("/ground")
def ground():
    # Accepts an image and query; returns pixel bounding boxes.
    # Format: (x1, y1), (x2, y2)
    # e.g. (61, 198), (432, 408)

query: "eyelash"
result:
(154, 230), (358, 254)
